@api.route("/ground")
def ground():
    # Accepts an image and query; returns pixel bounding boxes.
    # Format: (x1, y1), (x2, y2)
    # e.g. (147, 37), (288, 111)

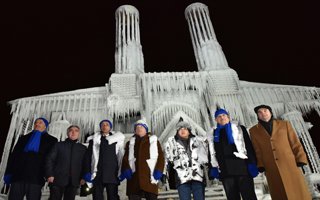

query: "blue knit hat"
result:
(214, 109), (229, 118)
(134, 119), (149, 133)
(36, 117), (49, 128)
(99, 119), (113, 129)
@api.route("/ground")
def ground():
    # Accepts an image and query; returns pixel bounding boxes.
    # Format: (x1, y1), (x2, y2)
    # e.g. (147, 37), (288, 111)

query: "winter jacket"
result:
(250, 119), (311, 200)
(165, 134), (208, 187)
(207, 123), (257, 178)
(84, 131), (125, 184)
(121, 134), (165, 195)
(5, 132), (57, 186)
(45, 138), (87, 187)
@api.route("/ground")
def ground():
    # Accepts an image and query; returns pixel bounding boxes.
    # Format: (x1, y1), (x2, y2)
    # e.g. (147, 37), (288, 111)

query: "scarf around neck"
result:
(258, 118), (273, 135)
(214, 122), (234, 144)
(24, 130), (45, 153)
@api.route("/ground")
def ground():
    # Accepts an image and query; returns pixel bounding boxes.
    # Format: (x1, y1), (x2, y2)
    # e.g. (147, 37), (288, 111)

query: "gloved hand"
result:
(3, 174), (12, 185)
(209, 167), (219, 179)
(83, 172), (92, 183)
(247, 163), (259, 178)
(119, 169), (133, 181)
(153, 170), (163, 180)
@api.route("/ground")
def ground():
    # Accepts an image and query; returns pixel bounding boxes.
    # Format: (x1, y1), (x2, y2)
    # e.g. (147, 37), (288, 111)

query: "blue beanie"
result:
(36, 117), (49, 128)
(214, 109), (229, 118)
(99, 119), (113, 129)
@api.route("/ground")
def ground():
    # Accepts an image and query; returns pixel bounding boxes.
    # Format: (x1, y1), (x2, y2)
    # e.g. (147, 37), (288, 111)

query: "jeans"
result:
(177, 181), (205, 200)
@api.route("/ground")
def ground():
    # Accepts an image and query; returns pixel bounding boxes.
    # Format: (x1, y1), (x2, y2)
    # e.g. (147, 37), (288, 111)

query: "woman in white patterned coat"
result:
(165, 119), (208, 200)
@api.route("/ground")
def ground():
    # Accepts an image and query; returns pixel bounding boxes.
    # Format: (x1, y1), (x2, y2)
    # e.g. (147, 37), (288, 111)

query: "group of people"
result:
(3, 104), (311, 200)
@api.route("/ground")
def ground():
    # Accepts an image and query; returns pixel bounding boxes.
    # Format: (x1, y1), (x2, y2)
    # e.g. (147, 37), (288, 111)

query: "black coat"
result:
(213, 125), (256, 178)
(84, 133), (119, 184)
(45, 139), (87, 187)
(5, 131), (57, 186)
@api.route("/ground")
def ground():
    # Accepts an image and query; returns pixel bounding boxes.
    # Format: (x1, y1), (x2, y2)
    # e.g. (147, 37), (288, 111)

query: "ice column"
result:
(115, 5), (144, 74)
(185, 3), (229, 71)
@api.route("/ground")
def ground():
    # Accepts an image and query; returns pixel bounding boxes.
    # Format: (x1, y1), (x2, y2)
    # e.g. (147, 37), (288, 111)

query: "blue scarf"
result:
(214, 122), (234, 144)
(24, 130), (45, 153)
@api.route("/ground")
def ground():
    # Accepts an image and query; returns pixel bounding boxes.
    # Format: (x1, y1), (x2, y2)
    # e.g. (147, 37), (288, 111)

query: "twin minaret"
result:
(115, 5), (144, 74)
(114, 3), (229, 74)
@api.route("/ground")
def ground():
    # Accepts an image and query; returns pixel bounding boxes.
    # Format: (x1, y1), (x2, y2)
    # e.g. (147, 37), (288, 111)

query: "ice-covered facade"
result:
(1, 3), (320, 199)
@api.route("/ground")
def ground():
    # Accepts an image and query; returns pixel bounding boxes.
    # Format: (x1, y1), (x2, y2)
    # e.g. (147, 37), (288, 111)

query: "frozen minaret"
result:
(185, 3), (229, 71)
(115, 5), (144, 74)
(185, 2), (243, 123)
(108, 5), (143, 132)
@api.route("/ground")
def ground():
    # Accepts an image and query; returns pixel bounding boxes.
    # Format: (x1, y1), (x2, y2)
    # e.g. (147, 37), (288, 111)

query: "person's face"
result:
(257, 108), (272, 122)
(178, 128), (190, 139)
(100, 122), (111, 134)
(34, 119), (47, 132)
(135, 125), (147, 137)
(215, 114), (230, 125)
(67, 127), (80, 141)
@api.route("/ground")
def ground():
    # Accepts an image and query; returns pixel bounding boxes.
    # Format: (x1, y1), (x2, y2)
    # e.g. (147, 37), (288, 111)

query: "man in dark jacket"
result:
(45, 125), (87, 200)
(3, 117), (58, 200)
(83, 119), (125, 200)
(207, 109), (258, 200)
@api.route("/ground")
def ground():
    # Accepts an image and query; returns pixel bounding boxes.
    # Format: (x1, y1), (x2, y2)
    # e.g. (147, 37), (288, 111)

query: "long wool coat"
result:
(121, 134), (165, 196)
(249, 119), (311, 200)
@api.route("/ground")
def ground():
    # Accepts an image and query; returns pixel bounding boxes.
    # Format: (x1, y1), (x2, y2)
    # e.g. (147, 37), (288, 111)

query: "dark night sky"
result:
(1, 1), (320, 151)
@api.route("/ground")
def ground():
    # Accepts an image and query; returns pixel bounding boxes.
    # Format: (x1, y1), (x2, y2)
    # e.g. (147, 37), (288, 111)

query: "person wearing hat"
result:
(3, 117), (58, 200)
(250, 105), (311, 200)
(207, 109), (258, 200)
(83, 119), (125, 200)
(164, 119), (208, 200)
(120, 119), (165, 200)
(45, 125), (87, 200)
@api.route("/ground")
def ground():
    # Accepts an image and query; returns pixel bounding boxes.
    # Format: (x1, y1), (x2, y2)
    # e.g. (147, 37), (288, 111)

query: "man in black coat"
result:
(3, 117), (58, 200)
(207, 109), (258, 200)
(83, 119), (125, 200)
(45, 125), (87, 200)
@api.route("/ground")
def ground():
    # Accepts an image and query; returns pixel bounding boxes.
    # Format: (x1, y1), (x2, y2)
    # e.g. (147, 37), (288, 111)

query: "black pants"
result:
(49, 184), (78, 200)
(222, 176), (257, 200)
(92, 182), (119, 200)
(8, 181), (42, 200)
(128, 190), (158, 200)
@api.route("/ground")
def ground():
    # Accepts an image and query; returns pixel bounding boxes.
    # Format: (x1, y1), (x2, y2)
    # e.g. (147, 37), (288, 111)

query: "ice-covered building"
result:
(1, 3), (320, 199)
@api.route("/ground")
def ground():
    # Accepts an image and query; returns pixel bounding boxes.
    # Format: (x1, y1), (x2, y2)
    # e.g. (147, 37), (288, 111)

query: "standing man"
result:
(45, 125), (87, 200)
(249, 105), (311, 200)
(120, 119), (165, 200)
(207, 109), (258, 200)
(165, 119), (208, 200)
(84, 119), (125, 200)
(3, 117), (58, 200)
